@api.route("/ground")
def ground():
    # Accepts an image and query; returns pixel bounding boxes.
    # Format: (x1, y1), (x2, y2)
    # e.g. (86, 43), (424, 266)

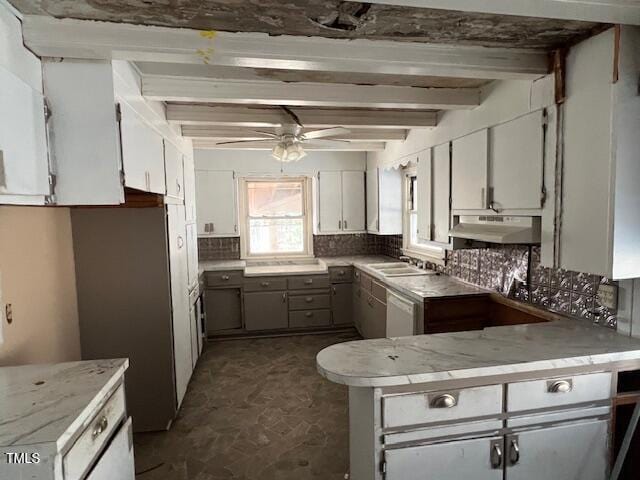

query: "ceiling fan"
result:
(214, 106), (351, 162)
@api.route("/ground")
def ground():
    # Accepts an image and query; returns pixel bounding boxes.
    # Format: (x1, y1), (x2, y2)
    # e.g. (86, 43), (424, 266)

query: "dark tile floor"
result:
(133, 331), (359, 480)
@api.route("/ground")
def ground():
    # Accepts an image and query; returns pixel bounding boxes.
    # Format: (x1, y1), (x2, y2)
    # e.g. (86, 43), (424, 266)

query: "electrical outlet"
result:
(597, 283), (618, 310)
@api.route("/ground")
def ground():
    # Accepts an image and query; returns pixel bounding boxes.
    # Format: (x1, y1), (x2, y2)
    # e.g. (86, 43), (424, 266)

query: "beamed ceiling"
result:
(9, 0), (615, 151)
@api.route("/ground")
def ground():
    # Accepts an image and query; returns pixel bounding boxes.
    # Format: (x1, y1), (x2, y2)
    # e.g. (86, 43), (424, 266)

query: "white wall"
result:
(0, 1), (41, 93)
(195, 149), (366, 174)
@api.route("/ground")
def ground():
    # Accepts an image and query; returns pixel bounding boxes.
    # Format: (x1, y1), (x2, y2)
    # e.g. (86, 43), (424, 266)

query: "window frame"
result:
(238, 175), (314, 259)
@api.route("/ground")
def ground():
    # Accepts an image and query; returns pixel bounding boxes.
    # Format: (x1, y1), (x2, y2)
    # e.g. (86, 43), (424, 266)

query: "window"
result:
(240, 177), (312, 257)
(407, 174), (419, 247)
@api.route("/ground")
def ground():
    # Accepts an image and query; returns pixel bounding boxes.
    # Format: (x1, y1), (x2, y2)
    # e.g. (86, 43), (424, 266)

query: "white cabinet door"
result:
(164, 140), (184, 202)
(185, 222), (198, 290)
(0, 66), (49, 202)
(366, 169), (379, 232)
(342, 171), (366, 232)
(378, 167), (403, 235)
(196, 170), (237, 237)
(120, 102), (165, 194)
(452, 129), (489, 210)
(189, 303), (199, 369)
(86, 418), (135, 480)
(167, 205), (192, 408)
(183, 155), (197, 223)
(318, 171), (342, 233)
(432, 142), (451, 244)
(490, 111), (544, 210)
(385, 436), (503, 480)
(506, 420), (608, 480)
(417, 149), (432, 241)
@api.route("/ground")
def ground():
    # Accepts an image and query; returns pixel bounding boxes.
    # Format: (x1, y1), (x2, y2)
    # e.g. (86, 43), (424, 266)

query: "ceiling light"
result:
(272, 140), (306, 163)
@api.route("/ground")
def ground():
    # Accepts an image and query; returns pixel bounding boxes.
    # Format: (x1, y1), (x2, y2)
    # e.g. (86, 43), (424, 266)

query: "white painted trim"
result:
(142, 75), (480, 110)
(192, 139), (386, 151)
(168, 104), (438, 129)
(21, 16), (549, 80)
(356, 0), (640, 25)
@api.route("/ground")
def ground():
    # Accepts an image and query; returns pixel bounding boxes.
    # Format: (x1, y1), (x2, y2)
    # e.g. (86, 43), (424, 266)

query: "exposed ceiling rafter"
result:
(181, 126), (408, 142)
(21, 15), (550, 80)
(192, 139), (385, 151)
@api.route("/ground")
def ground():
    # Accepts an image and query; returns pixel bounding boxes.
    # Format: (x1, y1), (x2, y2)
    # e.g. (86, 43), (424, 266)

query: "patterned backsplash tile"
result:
(198, 237), (241, 261)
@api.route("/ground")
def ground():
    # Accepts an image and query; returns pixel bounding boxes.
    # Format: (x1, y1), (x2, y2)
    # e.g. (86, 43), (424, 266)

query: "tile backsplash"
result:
(198, 237), (240, 260)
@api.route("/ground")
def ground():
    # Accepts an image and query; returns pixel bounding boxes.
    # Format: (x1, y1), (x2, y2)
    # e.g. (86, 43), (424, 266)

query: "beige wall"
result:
(0, 206), (80, 365)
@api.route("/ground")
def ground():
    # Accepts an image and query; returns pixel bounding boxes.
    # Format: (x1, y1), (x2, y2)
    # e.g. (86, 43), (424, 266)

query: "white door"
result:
(195, 170), (237, 236)
(506, 420), (608, 480)
(452, 129), (489, 210)
(342, 171), (366, 232)
(490, 111), (544, 210)
(185, 223), (198, 290)
(318, 171), (342, 233)
(432, 142), (451, 244)
(167, 205), (193, 408)
(366, 168), (379, 232)
(385, 436), (504, 480)
(416, 149), (432, 242)
(164, 140), (184, 202)
(0, 67), (49, 201)
(183, 155), (197, 223)
(120, 102), (165, 193)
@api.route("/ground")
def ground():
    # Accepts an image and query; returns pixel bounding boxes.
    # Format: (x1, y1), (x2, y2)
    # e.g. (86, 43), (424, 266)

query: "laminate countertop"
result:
(0, 359), (128, 448)
(316, 318), (640, 387)
(199, 256), (489, 302)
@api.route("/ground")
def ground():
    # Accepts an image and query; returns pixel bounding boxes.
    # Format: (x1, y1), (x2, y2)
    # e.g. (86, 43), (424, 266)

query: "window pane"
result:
(410, 212), (419, 246)
(249, 218), (304, 254)
(247, 181), (303, 217)
(410, 176), (418, 212)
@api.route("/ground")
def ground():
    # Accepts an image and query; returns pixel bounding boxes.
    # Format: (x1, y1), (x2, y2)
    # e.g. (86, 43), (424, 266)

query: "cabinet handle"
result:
(304, 279), (313, 285)
(548, 379), (572, 393)
(429, 393), (457, 408)
(338, 220), (342, 230)
(261, 281), (270, 287)
(508, 437), (520, 465)
(355, 272), (360, 278)
(481, 187), (486, 208)
(305, 312), (313, 318)
(211, 223), (215, 233)
(490, 441), (503, 469)
(177, 235), (184, 249)
(305, 297), (314, 303)
(344, 220), (348, 229)
(92, 416), (109, 440)
(176, 179), (181, 194)
(332, 286), (337, 295)
(282, 293), (287, 302)
(221, 275), (230, 281)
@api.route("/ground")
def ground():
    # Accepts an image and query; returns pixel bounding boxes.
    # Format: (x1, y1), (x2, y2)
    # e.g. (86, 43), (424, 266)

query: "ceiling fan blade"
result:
(280, 106), (303, 127)
(249, 130), (280, 139)
(304, 138), (350, 147)
(304, 127), (351, 140)
(215, 139), (276, 146)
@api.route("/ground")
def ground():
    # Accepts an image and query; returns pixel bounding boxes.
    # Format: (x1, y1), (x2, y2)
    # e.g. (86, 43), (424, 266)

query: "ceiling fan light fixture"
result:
(272, 140), (306, 163)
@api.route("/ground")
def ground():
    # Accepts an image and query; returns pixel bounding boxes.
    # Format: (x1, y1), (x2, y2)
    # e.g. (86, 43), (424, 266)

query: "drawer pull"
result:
(261, 281), (270, 287)
(221, 275), (230, 281)
(92, 416), (108, 440)
(508, 437), (520, 465)
(305, 312), (314, 318)
(305, 297), (314, 303)
(430, 393), (457, 409)
(304, 279), (313, 285)
(490, 441), (503, 469)
(548, 380), (572, 393)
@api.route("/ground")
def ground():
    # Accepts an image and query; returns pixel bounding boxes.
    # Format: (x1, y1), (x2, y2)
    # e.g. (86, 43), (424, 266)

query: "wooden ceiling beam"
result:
(181, 126), (408, 142)
(192, 139), (386, 151)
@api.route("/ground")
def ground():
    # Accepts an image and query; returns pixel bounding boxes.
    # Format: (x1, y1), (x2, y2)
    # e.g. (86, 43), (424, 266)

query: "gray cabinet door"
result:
(244, 291), (288, 330)
(506, 420), (608, 480)
(353, 286), (363, 335)
(331, 283), (353, 325)
(362, 293), (386, 339)
(385, 436), (503, 480)
(205, 288), (242, 333)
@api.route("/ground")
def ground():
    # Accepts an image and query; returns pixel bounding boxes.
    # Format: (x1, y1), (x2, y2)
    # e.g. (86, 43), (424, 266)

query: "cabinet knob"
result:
(261, 281), (270, 287)
(221, 275), (230, 281)
(429, 393), (457, 409)
(548, 379), (572, 393)
(305, 312), (313, 318)
(304, 279), (313, 285)
(338, 270), (345, 276)
(282, 292), (287, 303)
(92, 416), (109, 440)
(305, 297), (314, 303)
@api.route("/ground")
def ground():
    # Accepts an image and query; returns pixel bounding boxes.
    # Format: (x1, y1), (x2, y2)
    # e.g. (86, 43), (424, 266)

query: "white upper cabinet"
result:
(183, 154), (197, 224)
(367, 167), (402, 235)
(0, 66), (49, 204)
(317, 171), (365, 233)
(195, 170), (238, 237)
(164, 140), (184, 203)
(490, 111), (544, 210)
(416, 149), (432, 242)
(120, 102), (165, 194)
(452, 129), (488, 210)
(342, 171), (366, 232)
(432, 143), (452, 244)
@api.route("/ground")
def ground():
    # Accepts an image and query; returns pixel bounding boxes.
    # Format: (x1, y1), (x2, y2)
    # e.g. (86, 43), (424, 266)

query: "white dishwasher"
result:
(386, 290), (416, 337)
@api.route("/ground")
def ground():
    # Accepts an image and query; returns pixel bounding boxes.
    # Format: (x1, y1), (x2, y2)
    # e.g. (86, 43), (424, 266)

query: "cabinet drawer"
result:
(507, 372), (612, 412)
(329, 266), (353, 283)
(372, 281), (386, 303)
(64, 384), (126, 480)
(205, 270), (243, 287)
(244, 277), (287, 292)
(382, 385), (503, 429)
(289, 309), (331, 328)
(288, 275), (330, 290)
(360, 273), (373, 292)
(289, 294), (331, 311)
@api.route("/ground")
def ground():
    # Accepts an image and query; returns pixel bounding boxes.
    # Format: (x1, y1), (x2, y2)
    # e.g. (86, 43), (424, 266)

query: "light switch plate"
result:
(597, 283), (618, 310)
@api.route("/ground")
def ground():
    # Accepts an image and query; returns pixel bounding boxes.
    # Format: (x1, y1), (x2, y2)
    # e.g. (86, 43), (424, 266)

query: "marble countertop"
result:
(0, 359), (128, 449)
(317, 318), (640, 387)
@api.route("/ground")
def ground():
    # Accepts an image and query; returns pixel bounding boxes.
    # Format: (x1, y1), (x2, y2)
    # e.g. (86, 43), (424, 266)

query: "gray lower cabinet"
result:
(244, 291), (288, 330)
(362, 293), (386, 339)
(385, 436), (503, 480)
(205, 288), (242, 333)
(331, 283), (353, 325)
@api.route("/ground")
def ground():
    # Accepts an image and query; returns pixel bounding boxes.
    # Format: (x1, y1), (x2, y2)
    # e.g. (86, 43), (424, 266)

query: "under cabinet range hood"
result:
(449, 216), (541, 244)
